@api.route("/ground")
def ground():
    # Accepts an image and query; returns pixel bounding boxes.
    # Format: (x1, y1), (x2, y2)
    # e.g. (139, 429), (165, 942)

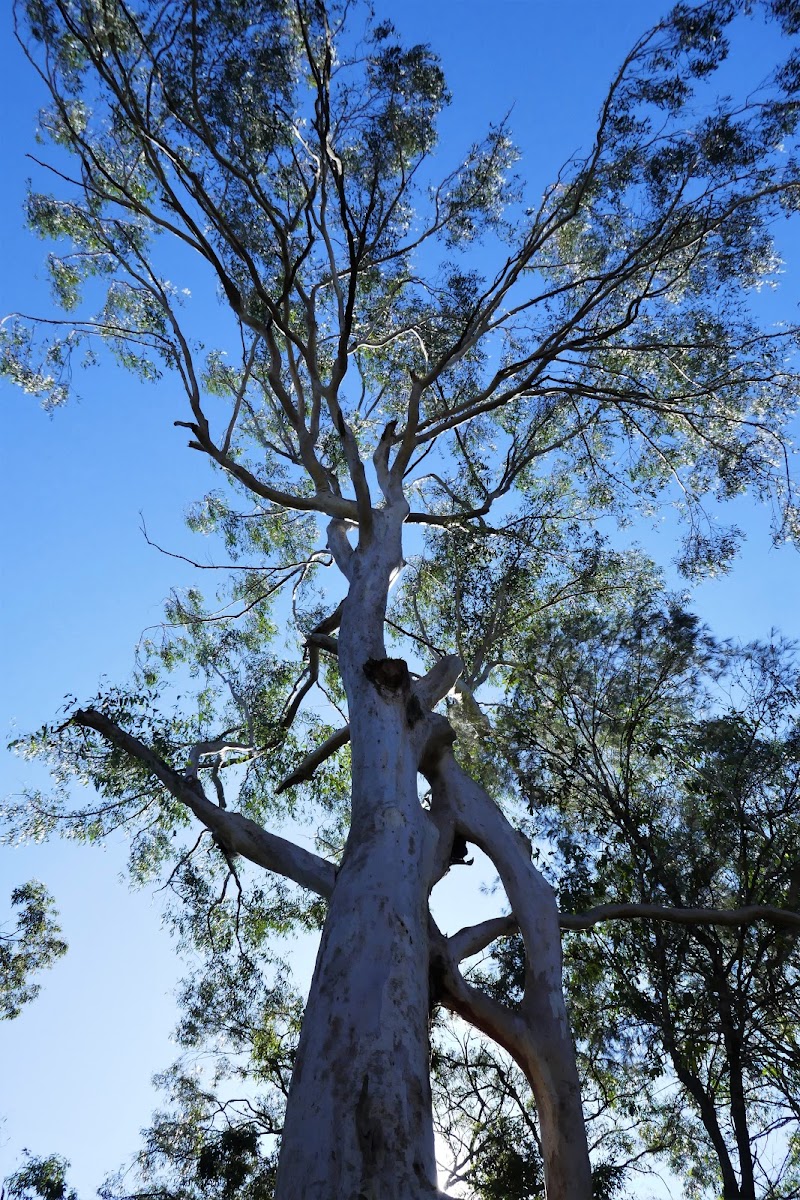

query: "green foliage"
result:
(431, 1028), (544, 1199)
(7, 0), (800, 1196)
(105, 1065), (279, 1200)
(492, 601), (800, 1196)
(409, 518), (800, 1194)
(463, 1119), (543, 1200)
(4, 1155), (77, 1200)
(0, 882), (67, 1020)
(99, 924), (300, 1200)
(5, 0), (800, 560)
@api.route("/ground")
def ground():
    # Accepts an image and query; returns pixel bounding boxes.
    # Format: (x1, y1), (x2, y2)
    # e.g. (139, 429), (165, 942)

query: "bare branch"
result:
(184, 737), (254, 780)
(327, 518), (355, 579)
(373, 418), (400, 504)
(446, 902), (800, 964)
(426, 747), (591, 1198)
(448, 914), (518, 962)
(560, 902), (800, 932)
(307, 631), (339, 656)
(430, 920), (528, 1065)
(280, 647), (320, 731)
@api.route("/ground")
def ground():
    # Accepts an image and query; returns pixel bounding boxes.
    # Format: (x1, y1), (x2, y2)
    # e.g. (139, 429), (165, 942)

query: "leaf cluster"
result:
(0, 882), (68, 1020)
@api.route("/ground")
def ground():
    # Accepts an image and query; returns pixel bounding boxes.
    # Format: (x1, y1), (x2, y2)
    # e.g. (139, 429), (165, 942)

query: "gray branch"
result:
(447, 902), (800, 961)
(327, 518), (355, 579)
(448, 914), (518, 962)
(414, 655), (464, 710)
(560, 902), (800, 932)
(184, 737), (253, 780)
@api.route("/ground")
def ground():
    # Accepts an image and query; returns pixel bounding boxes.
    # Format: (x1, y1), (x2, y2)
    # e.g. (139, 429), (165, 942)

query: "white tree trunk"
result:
(275, 504), (591, 1199)
(275, 508), (442, 1199)
(274, 748), (440, 1198)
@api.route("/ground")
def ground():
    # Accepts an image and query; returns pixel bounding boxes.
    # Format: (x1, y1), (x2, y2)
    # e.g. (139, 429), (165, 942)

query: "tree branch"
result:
(560, 902), (800, 932)
(72, 708), (335, 897)
(327, 518), (355, 579)
(414, 655), (464, 710)
(430, 920), (528, 1064)
(426, 747), (591, 1200)
(448, 914), (518, 962)
(446, 902), (800, 964)
(184, 737), (253, 780)
(275, 725), (350, 794)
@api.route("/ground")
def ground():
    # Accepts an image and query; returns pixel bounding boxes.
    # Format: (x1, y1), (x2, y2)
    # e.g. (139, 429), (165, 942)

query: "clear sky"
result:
(2, 2), (799, 1197)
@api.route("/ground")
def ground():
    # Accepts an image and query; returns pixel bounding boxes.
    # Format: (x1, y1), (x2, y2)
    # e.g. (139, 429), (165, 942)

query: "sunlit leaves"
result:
(106, 1064), (280, 1200)
(7, 2), (800, 1195)
(7, 0), (800, 566)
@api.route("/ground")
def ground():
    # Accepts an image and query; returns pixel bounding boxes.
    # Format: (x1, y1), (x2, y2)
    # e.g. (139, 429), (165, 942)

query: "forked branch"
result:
(71, 707), (336, 897)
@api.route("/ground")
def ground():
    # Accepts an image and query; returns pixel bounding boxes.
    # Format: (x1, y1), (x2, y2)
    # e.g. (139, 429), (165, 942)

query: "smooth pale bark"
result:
(428, 751), (592, 1200)
(275, 506), (442, 1199)
(276, 499), (593, 1198)
(274, 722), (440, 1198)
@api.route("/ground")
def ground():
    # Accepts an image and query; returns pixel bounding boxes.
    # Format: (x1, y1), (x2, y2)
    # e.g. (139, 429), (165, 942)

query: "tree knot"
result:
(363, 657), (411, 696)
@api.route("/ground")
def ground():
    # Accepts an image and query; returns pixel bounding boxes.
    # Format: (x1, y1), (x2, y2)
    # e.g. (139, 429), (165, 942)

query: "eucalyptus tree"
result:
(6, 0), (800, 1196)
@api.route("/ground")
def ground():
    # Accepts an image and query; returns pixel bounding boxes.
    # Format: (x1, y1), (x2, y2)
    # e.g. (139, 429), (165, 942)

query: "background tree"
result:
(463, 602), (800, 1200)
(5, 0), (800, 1196)
(0, 882), (67, 1020)
(5, 1154), (78, 1200)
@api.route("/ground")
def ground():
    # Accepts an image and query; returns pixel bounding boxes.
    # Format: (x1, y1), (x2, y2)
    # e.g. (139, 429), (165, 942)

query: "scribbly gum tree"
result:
(6, 0), (800, 1196)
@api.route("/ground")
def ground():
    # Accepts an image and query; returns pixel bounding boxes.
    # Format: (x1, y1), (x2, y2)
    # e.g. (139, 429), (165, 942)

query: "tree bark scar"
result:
(428, 953), (446, 1013)
(405, 694), (424, 727)
(363, 657), (411, 698)
(355, 1072), (384, 1191)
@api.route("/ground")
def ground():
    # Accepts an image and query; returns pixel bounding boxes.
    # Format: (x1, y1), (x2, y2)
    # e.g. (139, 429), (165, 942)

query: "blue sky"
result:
(2, 1), (800, 1195)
